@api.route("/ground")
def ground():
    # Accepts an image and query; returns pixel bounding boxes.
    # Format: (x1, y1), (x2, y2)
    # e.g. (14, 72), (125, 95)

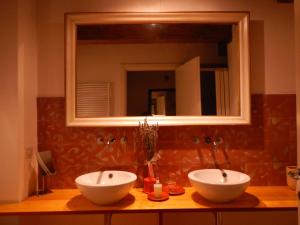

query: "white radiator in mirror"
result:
(76, 81), (112, 117)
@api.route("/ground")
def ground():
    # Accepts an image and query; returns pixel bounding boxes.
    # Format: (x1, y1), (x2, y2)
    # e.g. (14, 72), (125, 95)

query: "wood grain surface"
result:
(0, 187), (297, 216)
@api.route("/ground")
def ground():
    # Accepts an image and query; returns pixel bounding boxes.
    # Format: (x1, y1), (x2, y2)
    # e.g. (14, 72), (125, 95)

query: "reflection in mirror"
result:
(66, 12), (250, 126)
(127, 71), (175, 116)
(76, 23), (240, 117)
(149, 89), (176, 116)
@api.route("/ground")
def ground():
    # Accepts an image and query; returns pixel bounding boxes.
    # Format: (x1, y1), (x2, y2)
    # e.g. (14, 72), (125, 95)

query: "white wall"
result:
(37, 0), (295, 96)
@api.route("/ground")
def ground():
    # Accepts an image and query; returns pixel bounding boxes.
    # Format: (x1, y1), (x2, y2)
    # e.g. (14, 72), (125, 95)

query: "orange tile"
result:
(37, 94), (296, 187)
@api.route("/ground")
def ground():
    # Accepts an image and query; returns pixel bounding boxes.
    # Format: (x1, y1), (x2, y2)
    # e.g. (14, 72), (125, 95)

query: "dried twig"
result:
(138, 118), (159, 162)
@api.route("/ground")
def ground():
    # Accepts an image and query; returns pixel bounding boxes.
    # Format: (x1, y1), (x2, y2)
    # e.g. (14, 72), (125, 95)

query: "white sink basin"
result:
(188, 169), (250, 203)
(75, 170), (137, 205)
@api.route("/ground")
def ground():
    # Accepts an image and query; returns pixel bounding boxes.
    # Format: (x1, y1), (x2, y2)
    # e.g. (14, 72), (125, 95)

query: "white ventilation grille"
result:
(76, 81), (112, 117)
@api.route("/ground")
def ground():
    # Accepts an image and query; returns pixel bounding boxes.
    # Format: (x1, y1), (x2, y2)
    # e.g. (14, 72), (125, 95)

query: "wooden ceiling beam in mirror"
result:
(77, 24), (232, 44)
(277, 0), (293, 3)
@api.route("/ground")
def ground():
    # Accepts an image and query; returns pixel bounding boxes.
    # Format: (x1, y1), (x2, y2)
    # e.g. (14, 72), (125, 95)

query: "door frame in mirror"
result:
(65, 12), (250, 127)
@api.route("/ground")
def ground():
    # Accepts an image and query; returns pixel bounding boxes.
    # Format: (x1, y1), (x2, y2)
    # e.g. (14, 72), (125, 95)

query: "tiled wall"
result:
(37, 94), (296, 188)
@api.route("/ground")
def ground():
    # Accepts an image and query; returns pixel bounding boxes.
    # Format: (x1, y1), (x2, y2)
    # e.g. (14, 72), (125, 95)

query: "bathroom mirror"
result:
(65, 12), (250, 126)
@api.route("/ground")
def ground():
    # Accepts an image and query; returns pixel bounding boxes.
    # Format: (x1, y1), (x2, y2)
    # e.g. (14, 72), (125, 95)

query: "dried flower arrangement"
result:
(138, 118), (159, 177)
(138, 118), (159, 162)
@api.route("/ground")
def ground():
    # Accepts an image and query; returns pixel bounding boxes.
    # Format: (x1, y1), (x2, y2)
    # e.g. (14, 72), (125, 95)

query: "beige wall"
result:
(0, 0), (21, 203)
(0, 0), (37, 203)
(38, 0), (294, 96)
(18, 0), (38, 200)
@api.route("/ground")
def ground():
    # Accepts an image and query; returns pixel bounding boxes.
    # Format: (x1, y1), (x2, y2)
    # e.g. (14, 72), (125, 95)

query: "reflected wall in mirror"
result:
(66, 12), (250, 126)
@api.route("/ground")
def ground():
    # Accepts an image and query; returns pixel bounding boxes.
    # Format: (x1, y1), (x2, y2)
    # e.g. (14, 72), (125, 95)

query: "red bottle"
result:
(143, 176), (156, 193)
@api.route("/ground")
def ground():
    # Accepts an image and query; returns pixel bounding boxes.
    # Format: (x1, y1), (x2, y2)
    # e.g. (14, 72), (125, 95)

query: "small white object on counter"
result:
(154, 179), (162, 198)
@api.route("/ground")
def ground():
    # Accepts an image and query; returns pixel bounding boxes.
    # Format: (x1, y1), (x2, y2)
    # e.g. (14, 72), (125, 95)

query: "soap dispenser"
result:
(153, 178), (162, 198)
(147, 177), (169, 201)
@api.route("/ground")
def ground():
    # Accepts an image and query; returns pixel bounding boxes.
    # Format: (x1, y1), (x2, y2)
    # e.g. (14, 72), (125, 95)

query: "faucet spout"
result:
(204, 136), (227, 179)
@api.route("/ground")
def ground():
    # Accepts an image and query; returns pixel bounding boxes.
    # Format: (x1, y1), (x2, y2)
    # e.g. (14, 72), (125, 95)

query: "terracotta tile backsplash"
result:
(37, 94), (296, 188)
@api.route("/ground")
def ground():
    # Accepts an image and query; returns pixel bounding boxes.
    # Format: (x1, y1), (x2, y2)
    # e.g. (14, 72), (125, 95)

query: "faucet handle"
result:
(193, 136), (200, 144)
(107, 136), (116, 145)
(204, 136), (213, 144)
(97, 136), (105, 145)
(215, 137), (223, 145)
(204, 136), (223, 145)
(120, 136), (127, 144)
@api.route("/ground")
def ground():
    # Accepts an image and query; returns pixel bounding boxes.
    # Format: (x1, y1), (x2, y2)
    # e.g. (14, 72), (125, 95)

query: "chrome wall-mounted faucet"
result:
(96, 135), (127, 145)
(204, 136), (223, 151)
(107, 136), (116, 145)
(204, 136), (227, 178)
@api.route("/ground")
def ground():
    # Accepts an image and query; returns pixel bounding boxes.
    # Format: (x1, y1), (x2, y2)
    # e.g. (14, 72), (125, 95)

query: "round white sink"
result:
(75, 170), (137, 205)
(188, 169), (250, 203)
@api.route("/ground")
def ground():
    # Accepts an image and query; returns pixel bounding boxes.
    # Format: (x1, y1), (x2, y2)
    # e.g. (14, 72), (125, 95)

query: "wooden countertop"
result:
(0, 187), (297, 215)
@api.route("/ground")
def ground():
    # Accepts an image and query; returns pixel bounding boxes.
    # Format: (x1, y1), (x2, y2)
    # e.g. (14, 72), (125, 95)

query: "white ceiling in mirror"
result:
(65, 12), (250, 126)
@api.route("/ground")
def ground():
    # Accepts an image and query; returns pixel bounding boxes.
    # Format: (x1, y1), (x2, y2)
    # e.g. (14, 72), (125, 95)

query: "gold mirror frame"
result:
(65, 12), (250, 127)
